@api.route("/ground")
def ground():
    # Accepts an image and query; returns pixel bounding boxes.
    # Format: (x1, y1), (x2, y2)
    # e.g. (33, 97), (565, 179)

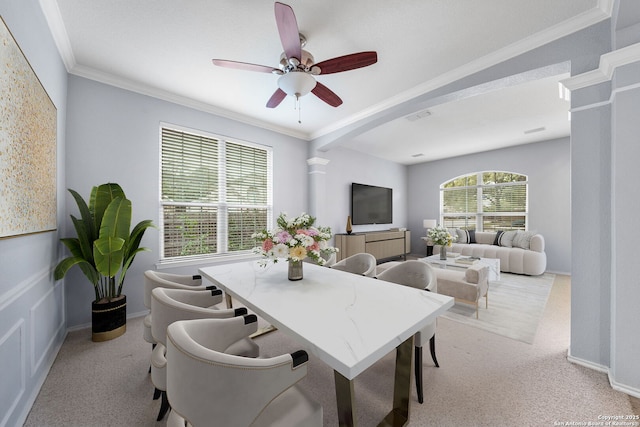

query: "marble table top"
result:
(200, 260), (454, 379)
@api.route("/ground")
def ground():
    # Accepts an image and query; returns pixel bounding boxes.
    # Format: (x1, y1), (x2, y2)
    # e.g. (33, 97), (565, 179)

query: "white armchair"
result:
(376, 260), (440, 404)
(331, 253), (377, 277)
(143, 271), (208, 350)
(143, 270), (209, 400)
(166, 317), (323, 427)
(150, 287), (259, 421)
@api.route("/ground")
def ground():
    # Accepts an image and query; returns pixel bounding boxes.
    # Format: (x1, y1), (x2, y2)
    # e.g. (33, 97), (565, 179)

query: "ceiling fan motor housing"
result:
(279, 49), (315, 72)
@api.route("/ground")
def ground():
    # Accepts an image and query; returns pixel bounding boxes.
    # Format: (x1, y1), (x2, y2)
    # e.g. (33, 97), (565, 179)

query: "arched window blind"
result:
(441, 171), (527, 231)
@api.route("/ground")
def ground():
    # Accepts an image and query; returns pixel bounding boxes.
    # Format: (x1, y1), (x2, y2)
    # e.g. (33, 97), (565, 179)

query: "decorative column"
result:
(306, 157), (330, 224)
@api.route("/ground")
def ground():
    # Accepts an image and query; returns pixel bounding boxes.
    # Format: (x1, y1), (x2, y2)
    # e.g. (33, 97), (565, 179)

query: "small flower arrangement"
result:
(428, 225), (457, 246)
(252, 212), (338, 266)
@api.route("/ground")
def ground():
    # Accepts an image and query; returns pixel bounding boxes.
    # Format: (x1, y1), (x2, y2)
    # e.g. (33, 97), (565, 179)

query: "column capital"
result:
(306, 157), (330, 166)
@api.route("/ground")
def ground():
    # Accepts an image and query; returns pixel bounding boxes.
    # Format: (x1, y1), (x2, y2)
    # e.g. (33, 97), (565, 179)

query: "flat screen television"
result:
(351, 183), (393, 225)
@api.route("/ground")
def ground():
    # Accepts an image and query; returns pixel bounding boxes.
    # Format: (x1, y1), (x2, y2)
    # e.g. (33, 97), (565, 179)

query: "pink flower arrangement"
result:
(252, 212), (337, 266)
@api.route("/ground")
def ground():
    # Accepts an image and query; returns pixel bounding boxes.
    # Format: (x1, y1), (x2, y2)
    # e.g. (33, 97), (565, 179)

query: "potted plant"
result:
(54, 183), (154, 341)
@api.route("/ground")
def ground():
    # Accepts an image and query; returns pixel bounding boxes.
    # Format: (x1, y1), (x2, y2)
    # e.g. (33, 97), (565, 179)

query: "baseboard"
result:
(610, 378), (640, 399)
(567, 348), (640, 399)
(567, 348), (609, 373)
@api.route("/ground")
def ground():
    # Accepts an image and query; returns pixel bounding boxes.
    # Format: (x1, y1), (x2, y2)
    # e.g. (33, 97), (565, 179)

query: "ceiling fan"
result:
(212, 2), (377, 110)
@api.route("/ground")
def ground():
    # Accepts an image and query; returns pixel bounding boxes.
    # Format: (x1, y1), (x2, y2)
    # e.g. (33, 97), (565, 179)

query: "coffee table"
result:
(422, 254), (500, 281)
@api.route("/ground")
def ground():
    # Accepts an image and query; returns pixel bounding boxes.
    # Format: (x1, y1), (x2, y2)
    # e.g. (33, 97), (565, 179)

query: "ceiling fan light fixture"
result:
(278, 71), (316, 97)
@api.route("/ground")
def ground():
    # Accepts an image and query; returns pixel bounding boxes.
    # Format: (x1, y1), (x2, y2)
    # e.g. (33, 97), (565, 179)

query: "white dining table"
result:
(199, 260), (454, 427)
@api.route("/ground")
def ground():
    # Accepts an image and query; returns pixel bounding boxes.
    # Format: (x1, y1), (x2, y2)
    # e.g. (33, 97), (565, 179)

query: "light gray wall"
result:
(313, 147), (408, 238)
(407, 138), (571, 274)
(64, 76), (310, 327)
(0, 1), (68, 425)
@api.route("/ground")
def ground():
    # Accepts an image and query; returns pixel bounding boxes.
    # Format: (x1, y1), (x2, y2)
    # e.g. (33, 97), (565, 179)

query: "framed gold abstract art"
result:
(0, 16), (57, 238)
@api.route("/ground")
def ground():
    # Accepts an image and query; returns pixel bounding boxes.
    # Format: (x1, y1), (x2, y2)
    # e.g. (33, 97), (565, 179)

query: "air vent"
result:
(405, 110), (431, 122)
(524, 127), (546, 134)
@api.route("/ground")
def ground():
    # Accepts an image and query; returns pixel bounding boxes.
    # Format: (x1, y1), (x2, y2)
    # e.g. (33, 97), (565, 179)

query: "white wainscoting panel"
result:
(0, 320), (26, 427)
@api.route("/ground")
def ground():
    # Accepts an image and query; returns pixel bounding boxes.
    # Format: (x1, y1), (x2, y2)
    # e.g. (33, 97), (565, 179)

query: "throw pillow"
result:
(513, 230), (537, 250)
(455, 228), (468, 244)
(499, 230), (517, 247)
(493, 230), (504, 246)
(468, 230), (476, 244)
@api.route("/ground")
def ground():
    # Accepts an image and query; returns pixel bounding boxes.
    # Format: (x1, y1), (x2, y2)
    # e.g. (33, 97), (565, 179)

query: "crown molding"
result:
(561, 42), (640, 90)
(69, 64), (309, 140)
(38, 0), (75, 71)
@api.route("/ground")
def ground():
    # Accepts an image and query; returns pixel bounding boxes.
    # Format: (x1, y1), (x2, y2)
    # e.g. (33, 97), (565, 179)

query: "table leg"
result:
(335, 370), (357, 427)
(380, 336), (414, 427)
(334, 337), (414, 427)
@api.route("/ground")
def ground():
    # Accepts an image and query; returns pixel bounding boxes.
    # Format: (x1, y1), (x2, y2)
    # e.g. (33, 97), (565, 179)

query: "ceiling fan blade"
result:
(266, 88), (287, 108)
(314, 51), (378, 75)
(312, 82), (343, 107)
(274, 2), (301, 61)
(212, 59), (278, 74)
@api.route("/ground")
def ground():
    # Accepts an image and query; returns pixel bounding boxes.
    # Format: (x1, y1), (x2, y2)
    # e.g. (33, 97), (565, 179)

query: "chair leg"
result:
(429, 335), (439, 368)
(157, 390), (170, 421)
(414, 346), (424, 404)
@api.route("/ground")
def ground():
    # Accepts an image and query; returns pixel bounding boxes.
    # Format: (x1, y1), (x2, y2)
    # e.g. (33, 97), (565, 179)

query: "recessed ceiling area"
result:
(342, 73), (571, 165)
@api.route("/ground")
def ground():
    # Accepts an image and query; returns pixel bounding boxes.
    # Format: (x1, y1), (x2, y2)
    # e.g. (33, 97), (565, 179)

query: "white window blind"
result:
(160, 127), (272, 260)
(441, 171), (527, 231)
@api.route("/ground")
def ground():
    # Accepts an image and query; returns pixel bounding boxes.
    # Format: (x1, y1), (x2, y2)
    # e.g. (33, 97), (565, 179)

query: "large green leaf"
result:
(60, 237), (82, 258)
(99, 197), (131, 242)
(93, 236), (125, 278)
(92, 183), (125, 232)
(70, 216), (94, 263)
(54, 256), (100, 285)
(68, 189), (96, 244)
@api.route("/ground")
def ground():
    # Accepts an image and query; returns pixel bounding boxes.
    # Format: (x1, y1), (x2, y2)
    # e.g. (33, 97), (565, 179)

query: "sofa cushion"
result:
(498, 230), (517, 247)
(455, 229), (476, 244)
(513, 230), (537, 250)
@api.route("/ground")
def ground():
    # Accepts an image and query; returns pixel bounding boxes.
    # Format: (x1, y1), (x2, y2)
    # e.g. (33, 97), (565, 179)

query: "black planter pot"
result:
(91, 295), (127, 342)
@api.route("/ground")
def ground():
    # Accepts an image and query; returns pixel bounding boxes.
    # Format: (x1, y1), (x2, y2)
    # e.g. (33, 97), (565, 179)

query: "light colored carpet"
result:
(441, 272), (555, 344)
(24, 275), (637, 426)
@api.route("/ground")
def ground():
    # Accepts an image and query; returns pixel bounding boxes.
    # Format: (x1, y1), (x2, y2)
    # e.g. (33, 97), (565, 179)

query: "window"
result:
(440, 171), (527, 231)
(160, 126), (272, 260)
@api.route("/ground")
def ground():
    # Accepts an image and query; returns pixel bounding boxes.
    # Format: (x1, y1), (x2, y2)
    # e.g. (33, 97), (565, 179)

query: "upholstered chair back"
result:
(166, 317), (322, 427)
(144, 270), (204, 309)
(376, 261), (437, 346)
(331, 252), (377, 277)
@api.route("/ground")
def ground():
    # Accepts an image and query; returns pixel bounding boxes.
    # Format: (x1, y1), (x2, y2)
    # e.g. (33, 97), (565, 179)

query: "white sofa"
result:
(427, 230), (546, 276)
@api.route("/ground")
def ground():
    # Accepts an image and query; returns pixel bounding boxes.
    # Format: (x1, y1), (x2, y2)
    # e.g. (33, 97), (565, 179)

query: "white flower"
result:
(272, 243), (289, 258)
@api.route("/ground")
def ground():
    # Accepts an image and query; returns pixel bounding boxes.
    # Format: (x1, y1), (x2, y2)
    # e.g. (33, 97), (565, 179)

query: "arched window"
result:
(440, 171), (527, 231)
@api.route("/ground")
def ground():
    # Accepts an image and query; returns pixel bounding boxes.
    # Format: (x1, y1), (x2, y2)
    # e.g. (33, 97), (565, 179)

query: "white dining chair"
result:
(330, 252), (377, 277)
(376, 260), (440, 404)
(150, 287), (259, 421)
(166, 317), (323, 427)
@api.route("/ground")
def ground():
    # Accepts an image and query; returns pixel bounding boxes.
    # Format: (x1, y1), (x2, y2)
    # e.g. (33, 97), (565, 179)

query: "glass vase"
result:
(288, 259), (303, 281)
(439, 245), (447, 260)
